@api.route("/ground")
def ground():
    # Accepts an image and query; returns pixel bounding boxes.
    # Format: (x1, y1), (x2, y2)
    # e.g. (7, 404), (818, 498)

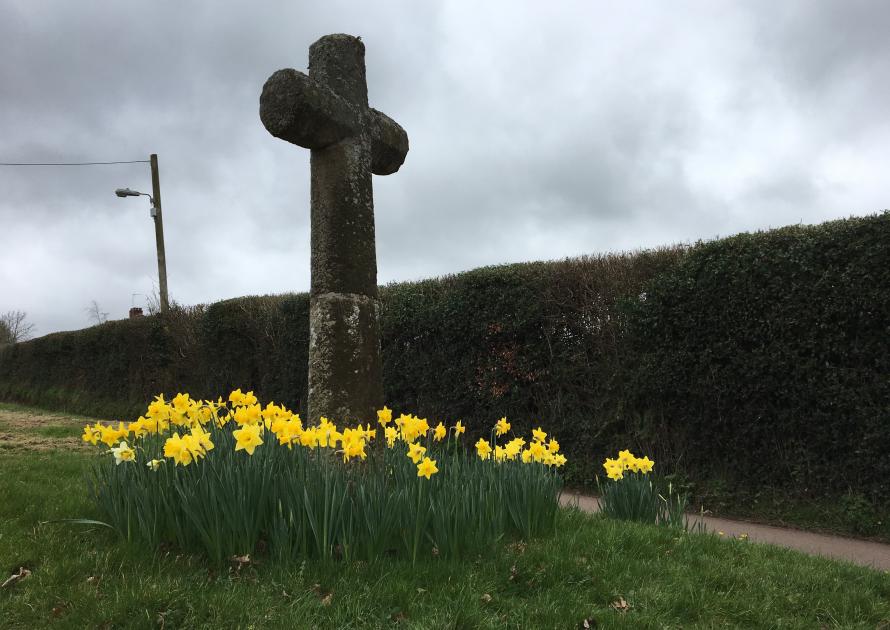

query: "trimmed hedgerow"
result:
(623, 212), (890, 501)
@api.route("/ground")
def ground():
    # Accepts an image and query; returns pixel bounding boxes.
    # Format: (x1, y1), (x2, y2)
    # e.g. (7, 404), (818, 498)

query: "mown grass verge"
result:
(1, 407), (889, 628)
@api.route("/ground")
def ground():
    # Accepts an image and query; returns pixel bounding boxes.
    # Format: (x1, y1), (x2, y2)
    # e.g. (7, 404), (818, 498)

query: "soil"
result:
(0, 408), (90, 452)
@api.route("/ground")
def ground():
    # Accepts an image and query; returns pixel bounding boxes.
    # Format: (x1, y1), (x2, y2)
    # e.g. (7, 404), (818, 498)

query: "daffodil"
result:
(234, 404), (262, 426)
(617, 449), (635, 466)
(532, 427), (547, 443)
(476, 438), (492, 460)
(384, 426), (398, 448)
(189, 426), (214, 454)
(164, 433), (193, 466)
(495, 416), (510, 436)
(110, 441), (135, 465)
(377, 406), (392, 426)
(81, 424), (100, 445)
(453, 420), (465, 436)
(636, 456), (654, 474)
(506, 437), (525, 457)
(433, 422), (446, 441)
(416, 457), (439, 479)
(603, 457), (624, 480)
(407, 442), (426, 464)
(548, 438), (560, 453)
(233, 424), (263, 455)
(146, 459), (164, 471)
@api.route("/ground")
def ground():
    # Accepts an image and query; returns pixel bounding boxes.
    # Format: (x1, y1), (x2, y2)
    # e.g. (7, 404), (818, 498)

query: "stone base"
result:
(308, 291), (384, 424)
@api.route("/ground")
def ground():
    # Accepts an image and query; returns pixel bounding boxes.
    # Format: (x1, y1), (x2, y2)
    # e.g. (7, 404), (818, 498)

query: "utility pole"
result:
(149, 154), (170, 313)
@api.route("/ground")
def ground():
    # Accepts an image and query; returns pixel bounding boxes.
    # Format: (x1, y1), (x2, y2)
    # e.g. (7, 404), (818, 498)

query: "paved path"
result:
(561, 492), (890, 572)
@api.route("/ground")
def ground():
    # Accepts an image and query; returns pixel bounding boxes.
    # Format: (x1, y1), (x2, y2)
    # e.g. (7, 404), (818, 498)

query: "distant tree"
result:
(85, 300), (109, 326)
(0, 310), (35, 345)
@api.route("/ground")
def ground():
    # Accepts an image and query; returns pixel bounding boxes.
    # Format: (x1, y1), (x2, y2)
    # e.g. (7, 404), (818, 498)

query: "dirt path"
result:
(561, 492), (890, 571)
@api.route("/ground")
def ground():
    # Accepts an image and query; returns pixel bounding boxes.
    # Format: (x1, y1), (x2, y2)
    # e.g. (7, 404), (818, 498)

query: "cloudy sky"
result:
(1, 1), (888, 337)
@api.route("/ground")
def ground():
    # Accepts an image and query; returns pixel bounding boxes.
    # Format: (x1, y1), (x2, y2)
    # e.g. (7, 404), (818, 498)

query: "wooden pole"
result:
(149, 154), (169, 313)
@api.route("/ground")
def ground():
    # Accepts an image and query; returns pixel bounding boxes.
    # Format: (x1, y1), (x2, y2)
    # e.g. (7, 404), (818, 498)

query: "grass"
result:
(1, 406), (889, 628)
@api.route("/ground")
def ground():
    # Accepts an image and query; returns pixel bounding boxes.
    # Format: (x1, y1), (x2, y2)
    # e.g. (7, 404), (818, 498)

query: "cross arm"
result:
(369, 108), (409, 175)
(260, 69), (360, 149)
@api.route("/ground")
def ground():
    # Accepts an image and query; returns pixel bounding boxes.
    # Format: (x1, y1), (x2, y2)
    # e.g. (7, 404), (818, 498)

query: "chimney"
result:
(129, 307), (144, 319)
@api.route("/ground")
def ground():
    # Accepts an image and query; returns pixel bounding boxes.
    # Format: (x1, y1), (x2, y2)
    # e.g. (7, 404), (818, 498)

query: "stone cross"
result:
(259, 34), (408, 423)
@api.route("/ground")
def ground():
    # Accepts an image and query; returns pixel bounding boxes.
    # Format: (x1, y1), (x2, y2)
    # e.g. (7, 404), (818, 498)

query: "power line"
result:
(0, 160), (150, 166)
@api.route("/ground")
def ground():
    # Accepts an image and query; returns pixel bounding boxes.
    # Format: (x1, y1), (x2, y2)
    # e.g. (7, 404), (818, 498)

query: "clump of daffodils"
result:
(602, 449), (654, 480)
(597, 448), (687, 528)
(82, 391), (567, 564)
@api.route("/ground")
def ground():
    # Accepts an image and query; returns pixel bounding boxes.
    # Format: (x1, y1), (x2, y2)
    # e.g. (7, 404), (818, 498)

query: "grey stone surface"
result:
(308, 292), (384, 424)
(260, 34), (408, 422)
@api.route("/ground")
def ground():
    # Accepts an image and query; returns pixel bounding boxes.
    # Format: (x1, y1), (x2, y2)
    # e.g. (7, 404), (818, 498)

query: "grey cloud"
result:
(1, 1), (888, 337)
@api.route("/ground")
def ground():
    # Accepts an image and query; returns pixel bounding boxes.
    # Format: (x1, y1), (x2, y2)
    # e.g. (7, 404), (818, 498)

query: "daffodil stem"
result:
(412, 478), (423, 566)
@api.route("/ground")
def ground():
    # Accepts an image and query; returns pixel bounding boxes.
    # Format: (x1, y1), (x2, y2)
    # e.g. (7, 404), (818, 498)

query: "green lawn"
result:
(0, 409), (889, 628)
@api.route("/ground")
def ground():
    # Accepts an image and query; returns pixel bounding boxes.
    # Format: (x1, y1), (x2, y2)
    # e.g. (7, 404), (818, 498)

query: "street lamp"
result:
(115, 188), (157, 217)
(115, 154), (169, 313)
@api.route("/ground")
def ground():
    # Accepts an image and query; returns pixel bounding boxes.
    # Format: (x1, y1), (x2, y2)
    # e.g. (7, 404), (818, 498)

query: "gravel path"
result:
(561, 492), (890, 571)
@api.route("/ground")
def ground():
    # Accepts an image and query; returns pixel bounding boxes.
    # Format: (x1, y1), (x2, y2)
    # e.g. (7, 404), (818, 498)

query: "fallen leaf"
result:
(390, 610), (408, 622)
(320, 592), (333, 606)
(579, 617), (598, 628)
(610, 597), (630, 613)
(1, 567), (31, 588)
(480, 593), (492, 603)
(416, 587), (426, 594)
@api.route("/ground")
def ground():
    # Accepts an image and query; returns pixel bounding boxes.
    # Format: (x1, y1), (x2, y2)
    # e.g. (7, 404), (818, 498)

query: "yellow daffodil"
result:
(384, 426), (398, 448)
(339, 429), (368, 462)
(164, 433), (193, 466)
(548, 438), (560, 453)
(495, 417), (510, 436)
(99, 422), (127, 447)
(233, 424), (263, 455)
(81, 424), (100, 445)
(528, 441), (546, 462)
(433, 422), (446, 441)
(453, 420), (465, 436)
(416, 457), (439, 479)
(504, 438), (525, 459)
(228, 388), (246, 406)
(532, 427), (547, 443)
(407, 442), (427, 464)
(476, 438), (492, 460)
(603, 457), (624, 480)
(146, 459), (164, 471)
(110, 441), (135, 465)
(233, 404), (262, 426)
(636, 456), (654, 474)
(300, 427), (319, 448)
(377, 406), (392, 426)
(617, 449), (635, 466)
(190, 426), (214, 454)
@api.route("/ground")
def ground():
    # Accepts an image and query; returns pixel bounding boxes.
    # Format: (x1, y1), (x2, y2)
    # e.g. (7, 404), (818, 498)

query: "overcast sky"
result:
(1, 1), (888, 337)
